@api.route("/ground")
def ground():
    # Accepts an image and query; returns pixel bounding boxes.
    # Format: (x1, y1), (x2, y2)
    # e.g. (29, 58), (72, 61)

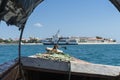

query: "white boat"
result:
(58, 39), (68, 45)
(67, 39), (79, 45)
(46, 47), (63, 53)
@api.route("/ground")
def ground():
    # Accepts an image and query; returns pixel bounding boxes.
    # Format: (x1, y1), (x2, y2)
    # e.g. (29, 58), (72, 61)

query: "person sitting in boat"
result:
(46, 44), (63, 53)
(52, 44), (59, 53)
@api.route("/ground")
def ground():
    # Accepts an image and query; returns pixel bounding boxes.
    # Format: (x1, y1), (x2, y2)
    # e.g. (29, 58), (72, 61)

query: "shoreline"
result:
(0, 43), (43, 45)
(0, 42), (118, 45)
(78, 42), (117, 45)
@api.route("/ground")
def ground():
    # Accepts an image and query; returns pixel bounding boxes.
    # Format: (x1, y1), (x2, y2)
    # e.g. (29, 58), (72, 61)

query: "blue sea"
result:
(0, 44), (120, 66)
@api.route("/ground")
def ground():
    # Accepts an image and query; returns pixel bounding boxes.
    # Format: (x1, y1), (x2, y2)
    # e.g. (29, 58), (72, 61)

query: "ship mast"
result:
(52, 30), (60, 44)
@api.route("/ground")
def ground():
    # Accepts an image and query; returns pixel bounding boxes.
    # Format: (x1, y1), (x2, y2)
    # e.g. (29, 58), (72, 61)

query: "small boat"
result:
(46, 47), (63, 53)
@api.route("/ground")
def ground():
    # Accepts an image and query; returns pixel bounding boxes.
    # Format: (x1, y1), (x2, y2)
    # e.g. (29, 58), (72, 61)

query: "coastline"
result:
(78, 42), (117, 45)
(0, 43), (43, 45)
(0, 42), (118, 45)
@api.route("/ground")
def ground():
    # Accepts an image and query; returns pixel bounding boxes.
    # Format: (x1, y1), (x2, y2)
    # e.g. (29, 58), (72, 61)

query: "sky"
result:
(0, 0), (120, 41)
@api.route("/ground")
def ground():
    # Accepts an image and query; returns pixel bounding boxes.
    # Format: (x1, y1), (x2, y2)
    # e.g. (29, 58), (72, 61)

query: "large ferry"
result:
(42, 31), (79, 45)
(42, 33), (117, 45)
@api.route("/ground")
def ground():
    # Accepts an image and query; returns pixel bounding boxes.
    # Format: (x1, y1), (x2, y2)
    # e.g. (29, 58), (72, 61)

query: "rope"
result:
(68, 61), (71, 80)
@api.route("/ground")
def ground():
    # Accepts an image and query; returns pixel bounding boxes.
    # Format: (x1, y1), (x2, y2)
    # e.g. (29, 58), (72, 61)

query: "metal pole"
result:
(18, 25), (25, 80)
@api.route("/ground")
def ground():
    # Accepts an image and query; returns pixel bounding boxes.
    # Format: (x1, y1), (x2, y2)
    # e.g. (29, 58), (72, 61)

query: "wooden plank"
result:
(21, 57), (70, 72)
(2, 65), (19, 80)
(71, 61), (120, 77)
(21, 56), (120, 79)
(0, 60), (19, 80)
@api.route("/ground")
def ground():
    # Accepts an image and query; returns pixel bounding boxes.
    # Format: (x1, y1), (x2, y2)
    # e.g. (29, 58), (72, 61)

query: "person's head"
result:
(54, 44), (58, 48)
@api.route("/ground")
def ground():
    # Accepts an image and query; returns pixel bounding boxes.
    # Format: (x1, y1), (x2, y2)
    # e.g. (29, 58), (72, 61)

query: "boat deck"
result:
(1, 55), (120, 80)
(21, 56), (120, 80)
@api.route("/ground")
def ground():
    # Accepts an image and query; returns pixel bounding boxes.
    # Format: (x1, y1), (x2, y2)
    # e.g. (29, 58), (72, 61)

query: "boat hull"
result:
(21, 56), (120, 80)
(0, 56), (120, 80)
(0, 61), (20, 80)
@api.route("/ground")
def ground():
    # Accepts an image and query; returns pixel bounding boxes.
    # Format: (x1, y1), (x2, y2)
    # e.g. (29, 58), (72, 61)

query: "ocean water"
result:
(0, 44), (120, 66)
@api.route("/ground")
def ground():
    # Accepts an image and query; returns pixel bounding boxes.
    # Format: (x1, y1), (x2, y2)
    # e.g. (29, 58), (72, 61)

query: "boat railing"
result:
(0, 60), (19, 80)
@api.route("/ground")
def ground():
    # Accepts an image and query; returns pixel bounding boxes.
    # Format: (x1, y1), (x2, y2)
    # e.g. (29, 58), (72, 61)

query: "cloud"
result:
(34, 23), (43, 27)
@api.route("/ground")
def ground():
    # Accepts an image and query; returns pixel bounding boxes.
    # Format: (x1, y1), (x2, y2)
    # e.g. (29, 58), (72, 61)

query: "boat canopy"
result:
(0, 0), (43, 30)
(0, 0), (120, 30)
(110, 0), (120, 12)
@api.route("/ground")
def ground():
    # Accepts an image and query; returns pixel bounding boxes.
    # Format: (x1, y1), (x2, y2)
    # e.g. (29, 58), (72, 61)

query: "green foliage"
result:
(96, 36), (103, 39)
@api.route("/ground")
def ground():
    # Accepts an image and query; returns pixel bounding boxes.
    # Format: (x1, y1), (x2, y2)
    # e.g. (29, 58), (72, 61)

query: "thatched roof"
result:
(0, 0), (43, 29)
(110, 0), (120, 12)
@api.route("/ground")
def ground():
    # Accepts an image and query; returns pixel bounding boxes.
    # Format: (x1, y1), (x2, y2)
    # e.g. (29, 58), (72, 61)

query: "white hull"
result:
(46, 47), (63, 53)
